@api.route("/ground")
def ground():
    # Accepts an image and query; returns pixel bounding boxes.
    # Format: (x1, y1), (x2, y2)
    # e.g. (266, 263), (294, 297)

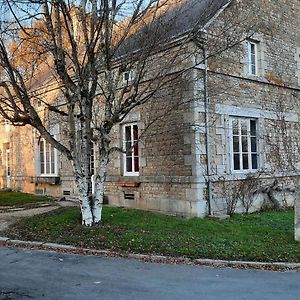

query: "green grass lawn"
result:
(3, 206), (300, 262)
(0, 191), (51, 206)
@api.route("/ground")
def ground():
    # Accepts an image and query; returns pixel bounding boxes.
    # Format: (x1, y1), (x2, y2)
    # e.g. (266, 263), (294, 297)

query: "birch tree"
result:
(0, 0), (200, 225)
(0, 0), (266, 225)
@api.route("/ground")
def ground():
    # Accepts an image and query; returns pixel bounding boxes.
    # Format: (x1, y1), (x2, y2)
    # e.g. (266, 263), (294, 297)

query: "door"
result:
(6, 149), (10, 189)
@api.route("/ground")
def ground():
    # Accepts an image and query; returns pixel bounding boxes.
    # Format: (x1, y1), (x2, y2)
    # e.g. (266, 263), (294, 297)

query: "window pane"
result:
(40, 141), (45, 174)
(233, 136), (239, 152)
(251, 137), (257, 152)
(125, 126), (131, 142)
(124, 71), (129, 81)
(242, 136), (248, 152)
(133, 125), (138, 140)
(232, 119), (238, 135)
(126, 157), (132, 172)
(234, 154), (240, 170)
(46, 143), (50, 174)
(133, 125), (138, 156)
(241, 121), (247, 135)
(252, 154), (258, 169)
(90, 143), (94, 175)
(134, 157), (139, 172)
(51, 145), (55, 174)
(90, 162), (94, 175)
(126, 141), (131, 152)
(6, 152), (10, 176)
(250, 120), (256, 136)
(251, 64), (256, 75)
(243, 154), (249, 169)
(251, 43), (255, 55)
(133, 143), (138, 156)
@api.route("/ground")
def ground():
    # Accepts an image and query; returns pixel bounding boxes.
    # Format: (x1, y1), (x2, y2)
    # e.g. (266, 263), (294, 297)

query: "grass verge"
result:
(2, 206), (299, 262)
(0, 191), (51, 206)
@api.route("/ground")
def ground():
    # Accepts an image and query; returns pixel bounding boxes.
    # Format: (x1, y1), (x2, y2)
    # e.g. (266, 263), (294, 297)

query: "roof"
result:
(115, 0), (231, 58)
(157, 0), (231, 37)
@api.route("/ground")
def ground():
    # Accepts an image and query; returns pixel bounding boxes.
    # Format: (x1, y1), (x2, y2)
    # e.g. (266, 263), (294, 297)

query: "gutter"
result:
(194, 39), (212, 215)
(203, 46), (212, 216)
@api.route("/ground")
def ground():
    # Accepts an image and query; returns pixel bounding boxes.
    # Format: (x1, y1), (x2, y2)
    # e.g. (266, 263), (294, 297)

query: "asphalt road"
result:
(0, 246), (300, 300)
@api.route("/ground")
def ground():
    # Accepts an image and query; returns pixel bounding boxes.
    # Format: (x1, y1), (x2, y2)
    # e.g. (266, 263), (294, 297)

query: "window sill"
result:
(32, 176), (61, 185)
(123, 172), (139, 177)
(116, 182), (140, 188)
(232, 169), (259, 174)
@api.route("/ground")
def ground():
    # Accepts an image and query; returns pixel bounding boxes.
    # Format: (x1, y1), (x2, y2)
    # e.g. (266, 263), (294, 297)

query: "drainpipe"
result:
(203, 46), (212, 216)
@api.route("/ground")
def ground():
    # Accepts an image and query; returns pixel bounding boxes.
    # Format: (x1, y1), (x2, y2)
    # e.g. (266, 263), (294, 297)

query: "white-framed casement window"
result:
(230, 117), (258, 172)
(122, 69), (135, 84)
(39, 139), (58, 176)
(247, 41), (258, 76)
(4, 120), (11, 132)
(90, 142), (95, 175)
(123, 123), (139, 176)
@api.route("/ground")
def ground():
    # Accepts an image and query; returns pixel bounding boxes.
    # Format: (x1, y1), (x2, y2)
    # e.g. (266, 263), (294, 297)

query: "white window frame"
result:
(229, 117), (258, 173)
(122, 69), (135, 84)
(123, 123), (139, 176)
(6, 149), (11, 189)
(4, 120), (11, 132)
(247, 41), (258, 76)
(90, 141), (95, 176)
(38, 138), (58, 176)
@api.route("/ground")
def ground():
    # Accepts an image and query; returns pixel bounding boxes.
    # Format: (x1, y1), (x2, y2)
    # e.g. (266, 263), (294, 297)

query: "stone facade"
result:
(1, 0), (299, 217)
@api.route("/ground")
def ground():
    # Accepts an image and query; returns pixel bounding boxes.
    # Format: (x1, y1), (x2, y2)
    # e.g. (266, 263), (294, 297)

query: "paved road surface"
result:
(0, 246), (299, 300)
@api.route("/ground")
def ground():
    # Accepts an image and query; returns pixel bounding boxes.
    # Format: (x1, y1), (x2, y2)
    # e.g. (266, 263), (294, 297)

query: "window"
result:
(4, 120), (11, 132)
(296, 48), (300, 86)
(39, 139), (57, 176)
(230, 117), (258, 172)
(247, 41), (258, 75)
(123, 124), (139, 176)
(123, 69), (135, 83)
(90, 142), (95, 175)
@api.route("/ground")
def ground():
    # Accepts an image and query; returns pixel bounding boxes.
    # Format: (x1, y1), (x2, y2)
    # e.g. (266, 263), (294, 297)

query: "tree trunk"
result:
(92, 143), (110, 224)
(72, 133), (110, 226)
(77, 177), (94, 226)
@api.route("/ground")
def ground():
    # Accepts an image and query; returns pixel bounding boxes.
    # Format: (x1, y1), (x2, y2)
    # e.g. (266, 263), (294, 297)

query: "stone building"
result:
(1, 0), (300, 217)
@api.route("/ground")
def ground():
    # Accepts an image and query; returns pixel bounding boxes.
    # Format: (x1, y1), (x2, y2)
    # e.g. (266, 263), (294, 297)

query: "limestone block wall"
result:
(197, 0), (300, 215)
(103, 73), (208, 217)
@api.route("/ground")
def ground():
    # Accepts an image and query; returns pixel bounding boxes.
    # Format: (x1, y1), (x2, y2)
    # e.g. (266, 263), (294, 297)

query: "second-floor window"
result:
(247, 41), (258, 76)
(39, 139), (57, 176)
(123, 123), (139, 176)
(123, 69), (135, 84)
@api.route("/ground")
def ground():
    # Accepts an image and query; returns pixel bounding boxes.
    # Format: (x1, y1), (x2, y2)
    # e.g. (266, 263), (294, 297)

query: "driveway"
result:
(0, 246), (300, 300)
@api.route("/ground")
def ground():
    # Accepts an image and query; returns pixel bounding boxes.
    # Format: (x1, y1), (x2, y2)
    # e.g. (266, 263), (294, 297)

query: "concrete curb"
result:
(1, 236), (300, 271)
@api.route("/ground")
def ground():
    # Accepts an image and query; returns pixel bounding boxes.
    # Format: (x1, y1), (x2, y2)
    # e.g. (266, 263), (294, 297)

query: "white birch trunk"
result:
(93, 148), (110, 224)
(73, 151), (94, 226)
(79, 189), (94, 226)
(76, 176), (93, 226)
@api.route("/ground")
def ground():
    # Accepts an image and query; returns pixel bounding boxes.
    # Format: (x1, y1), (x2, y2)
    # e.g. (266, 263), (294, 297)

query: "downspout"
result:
(203, 46), (212, 216)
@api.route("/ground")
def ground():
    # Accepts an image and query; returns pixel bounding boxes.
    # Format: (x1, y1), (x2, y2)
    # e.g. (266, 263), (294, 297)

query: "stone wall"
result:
(103, 73), (207, 217)
(198, 0), (300, 215)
